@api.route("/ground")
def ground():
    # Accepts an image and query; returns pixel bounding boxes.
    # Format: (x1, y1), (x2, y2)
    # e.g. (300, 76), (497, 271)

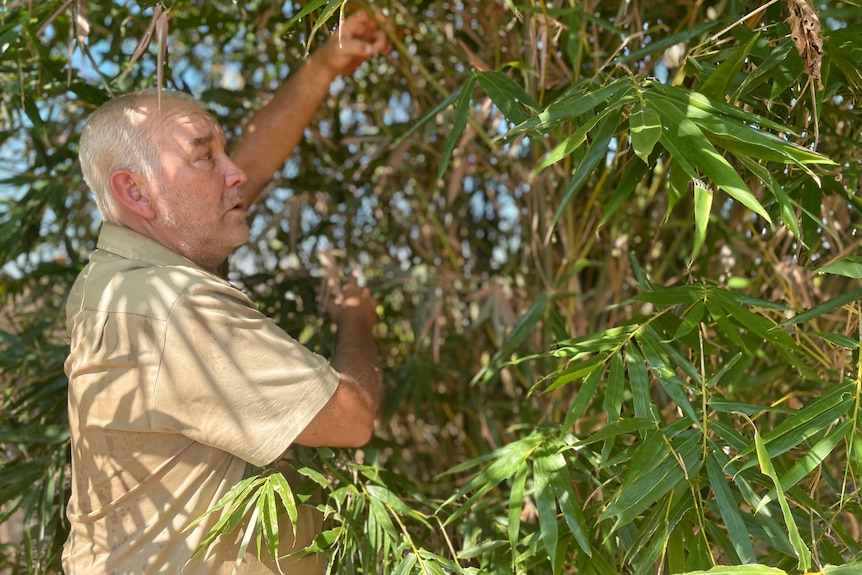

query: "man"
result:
(63, 9), (389, 575)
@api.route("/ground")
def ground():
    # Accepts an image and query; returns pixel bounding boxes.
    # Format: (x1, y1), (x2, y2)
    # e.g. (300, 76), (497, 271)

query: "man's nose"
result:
(224, 157), (248, 189)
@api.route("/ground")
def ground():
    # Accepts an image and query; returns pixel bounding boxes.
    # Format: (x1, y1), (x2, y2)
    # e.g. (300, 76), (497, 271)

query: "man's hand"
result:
(327, 276), (378, 328)
(314, 9), (392, 79)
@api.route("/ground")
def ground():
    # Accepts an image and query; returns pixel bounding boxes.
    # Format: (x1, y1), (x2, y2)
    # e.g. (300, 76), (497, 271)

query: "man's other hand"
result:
(315, 9), (392, 78)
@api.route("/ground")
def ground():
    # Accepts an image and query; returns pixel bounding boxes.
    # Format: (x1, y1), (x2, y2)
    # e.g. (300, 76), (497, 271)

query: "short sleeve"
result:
(151, 277), (339, 466)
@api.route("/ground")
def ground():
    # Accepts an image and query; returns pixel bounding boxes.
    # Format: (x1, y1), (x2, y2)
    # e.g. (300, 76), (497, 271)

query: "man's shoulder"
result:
(70, 253), (242, 321)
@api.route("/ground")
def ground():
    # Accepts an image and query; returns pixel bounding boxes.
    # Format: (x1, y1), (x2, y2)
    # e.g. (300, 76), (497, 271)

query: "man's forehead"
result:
(133, 99), (225, 146)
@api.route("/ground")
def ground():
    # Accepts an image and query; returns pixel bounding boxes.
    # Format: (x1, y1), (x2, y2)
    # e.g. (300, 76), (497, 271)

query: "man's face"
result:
(144, 99), (249, 271)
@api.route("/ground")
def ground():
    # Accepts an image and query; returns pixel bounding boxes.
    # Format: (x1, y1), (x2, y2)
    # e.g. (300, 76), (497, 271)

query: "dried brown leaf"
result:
(785, 0), (823, 89)
(74, 0), (88, 45)
(156, 8), (168, 108)
(119, 4), (163, 83)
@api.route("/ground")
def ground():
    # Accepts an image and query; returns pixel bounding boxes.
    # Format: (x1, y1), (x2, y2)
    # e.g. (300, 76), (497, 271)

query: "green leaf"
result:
(508, 77), (632, 135)
(736, 381), (855, 470)
(631, 284), (704, 306)
(692, 179), (713, 263)
(824, 563), (862, 574)
(258, 484), (280, 564)
(599, 156), (650, 228)
(442, 433), (543, 524)
(533, 439), (591, 562)
(368, 497), (399, 539)
(629, 104), (662, 164)
(705, 454), (757, 564)
(647, 92), (772, 225)
(600, 430), (703, 529)
(533, 446), (560, 572)
(438, 75), (477, 180)
(284, 0), (343, 32)
(736, 155), (801, 240)
(699, 32), (761, 98)
(763, 419), (854, 503)
(538, 110), (606, 171)
(477, 70), (538, 125)
(551, 108), (621, 229)
(669, 300), (706, 342)
(542, 352), (610, 393)
(626, 344), (655, 423)
(618, 21), (719, 65)
(391, 552), (418, 575)
(603, 352), (625, 421)
(818, 256), (862, 279)
(676, 566), (788, 574)
(574, 417), (655, 447)
(269, 472), (298, 526)
(507, 464), (527, 561)
(754, 430), (812, 571)
(563, 368), (604, 430)
(777, 287), (862, 328)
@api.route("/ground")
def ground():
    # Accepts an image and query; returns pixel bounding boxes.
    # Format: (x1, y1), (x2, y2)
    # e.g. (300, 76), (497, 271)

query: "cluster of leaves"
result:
(2, 0), (862, 574)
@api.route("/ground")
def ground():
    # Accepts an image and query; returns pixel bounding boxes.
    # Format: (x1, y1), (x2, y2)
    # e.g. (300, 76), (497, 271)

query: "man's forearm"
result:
(331, 312), (382, 416)
(231, 51), (337, 203)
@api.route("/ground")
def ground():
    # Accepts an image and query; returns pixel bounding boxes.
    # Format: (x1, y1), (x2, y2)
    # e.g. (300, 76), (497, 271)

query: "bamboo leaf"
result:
(563, 368), (604, 430)
(676, 566), (788, 574)
(233, 505), (259, 575)
(736, 155), (801, 240)
(601, 430), (703, 528)
(392, 552), (418, 575)
(368, 497), (399, 539)
(551, 108), (621, 229)
(699, 32), (761, 98)
(618, 21), (719, 65)
(438, 75), (477, 180)
(630, 284), (705, 306)
(538, 111), (605, 171)
(508, 77), (631, 135)
(776, 287), (862, 328)
(542, 352), (610, 393)
(626, 344), (655, 423)
(648, 81), (794, 134)
(818, 256), (862, 279)
(692, 179), (713, 263)
(258, 483), (280, 567)
(603, 352), (625, 421)
(533, 446), (560, 572)
(763, 419), (853, 503)
(754, 430), (812, 571)
(736, 381), (855, 470)
(629, 103), (662, 164)
(705, 454), (757, 564)
(476, 70), (538, 125)
(269, 472), (298, 526)
(441, 433), (542, 523)
(507, 464), (527, 561)
(599, 156), (650, 227)
(647, 92), (772, 224)
(574, 417), (655, 447)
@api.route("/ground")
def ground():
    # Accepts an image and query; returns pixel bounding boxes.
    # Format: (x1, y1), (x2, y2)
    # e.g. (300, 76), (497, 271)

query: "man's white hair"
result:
(78, 89), (203, 223)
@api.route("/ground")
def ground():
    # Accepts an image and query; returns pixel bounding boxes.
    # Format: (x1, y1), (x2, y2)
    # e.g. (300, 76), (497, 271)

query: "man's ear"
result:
(109, 169), (155, 220)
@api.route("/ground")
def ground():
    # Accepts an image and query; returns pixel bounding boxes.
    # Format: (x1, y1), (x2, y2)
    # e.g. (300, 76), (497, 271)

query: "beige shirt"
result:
(63, 223), (339, 575)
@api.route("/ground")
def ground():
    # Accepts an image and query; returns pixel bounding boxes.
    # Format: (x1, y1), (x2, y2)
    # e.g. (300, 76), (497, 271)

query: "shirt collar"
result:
(96, 222), (203, 270)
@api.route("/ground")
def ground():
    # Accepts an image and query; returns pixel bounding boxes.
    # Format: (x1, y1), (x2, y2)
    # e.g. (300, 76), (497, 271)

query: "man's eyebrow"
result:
(190, 134), (215, 148)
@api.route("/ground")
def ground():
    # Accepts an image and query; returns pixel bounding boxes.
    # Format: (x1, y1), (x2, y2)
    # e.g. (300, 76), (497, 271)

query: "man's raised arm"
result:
(231, 9), (390, 203)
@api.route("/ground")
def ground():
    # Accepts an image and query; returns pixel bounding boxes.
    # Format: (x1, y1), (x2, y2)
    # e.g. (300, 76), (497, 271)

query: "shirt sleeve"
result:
(151, 275), (339, 466)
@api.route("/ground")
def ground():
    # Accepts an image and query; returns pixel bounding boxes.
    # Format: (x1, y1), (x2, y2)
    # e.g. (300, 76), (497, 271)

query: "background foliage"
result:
(1, 0), (861, 573)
